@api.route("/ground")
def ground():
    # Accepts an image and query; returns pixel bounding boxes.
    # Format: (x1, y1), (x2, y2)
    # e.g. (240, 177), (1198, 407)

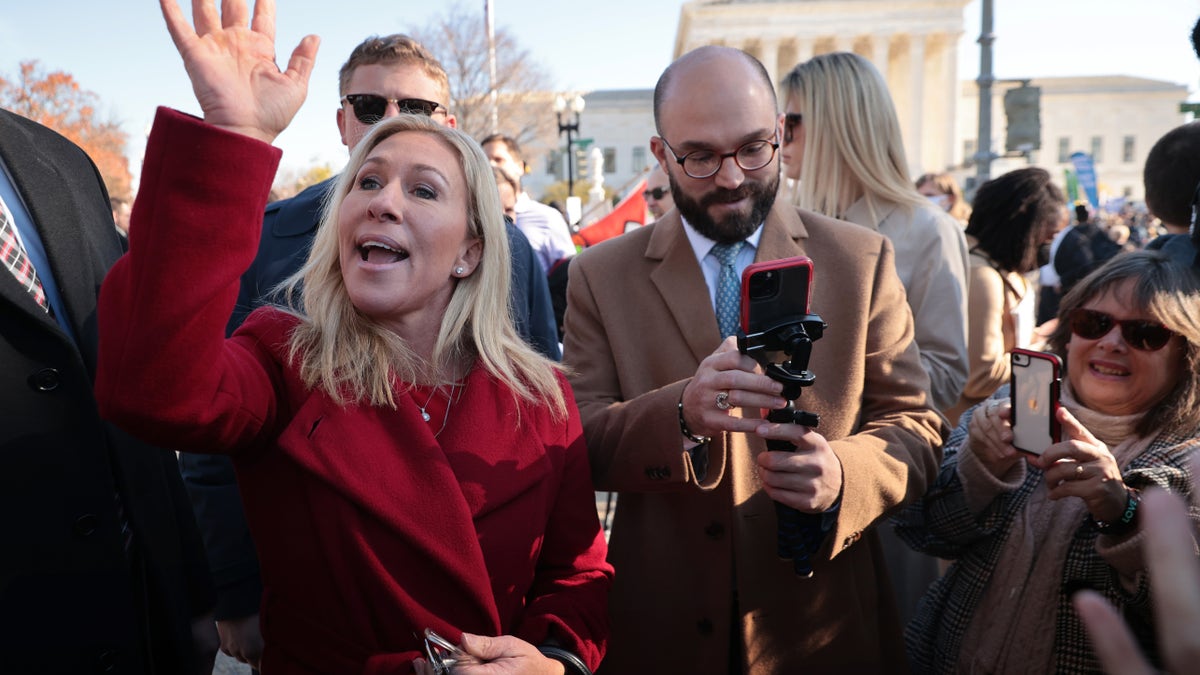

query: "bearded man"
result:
(563, 45), (946, 674)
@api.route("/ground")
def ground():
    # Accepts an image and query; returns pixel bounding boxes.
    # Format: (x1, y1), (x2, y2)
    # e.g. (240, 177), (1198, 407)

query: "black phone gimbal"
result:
(737, 312), (827, 578)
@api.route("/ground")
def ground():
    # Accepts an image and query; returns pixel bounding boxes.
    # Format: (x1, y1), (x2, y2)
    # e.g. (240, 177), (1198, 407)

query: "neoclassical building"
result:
(521, 1), (1188, 210)
(676, 0), (970, 176)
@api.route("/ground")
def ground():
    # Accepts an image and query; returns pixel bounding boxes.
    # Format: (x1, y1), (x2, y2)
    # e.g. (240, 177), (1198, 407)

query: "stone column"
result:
(872, 33), (891, 81)
(907, 32), (927, 175)
(759, 37), (781, 88)
(795, 36), (815, 66)
(941, 33), (961, 170)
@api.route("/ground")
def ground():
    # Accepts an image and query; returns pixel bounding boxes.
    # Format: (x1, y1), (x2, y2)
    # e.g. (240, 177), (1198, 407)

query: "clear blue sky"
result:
(2, 0), (1198, 183)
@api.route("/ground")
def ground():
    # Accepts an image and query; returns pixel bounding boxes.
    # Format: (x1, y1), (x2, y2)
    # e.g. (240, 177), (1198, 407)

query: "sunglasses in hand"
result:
(341, 94), (446, 124)
(422, 628), (481, 674)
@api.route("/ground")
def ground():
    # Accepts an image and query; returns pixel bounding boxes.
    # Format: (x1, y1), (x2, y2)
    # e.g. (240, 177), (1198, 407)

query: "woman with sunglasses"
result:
(95, 1), (611, 673)
(779, 52), (969, 415)
(944, 168), (1067, 426)
(779, 50), (971, 626)
(896, 251), (1200, 674)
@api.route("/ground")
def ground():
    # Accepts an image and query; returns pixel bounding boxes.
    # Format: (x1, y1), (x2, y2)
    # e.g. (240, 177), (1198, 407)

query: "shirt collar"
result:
(680, 215), (764, 262)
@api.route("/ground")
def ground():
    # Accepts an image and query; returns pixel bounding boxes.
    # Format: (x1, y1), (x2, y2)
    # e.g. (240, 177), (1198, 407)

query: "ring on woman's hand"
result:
(1075, 464), (1085, 478)
(715, 391), (733, 410)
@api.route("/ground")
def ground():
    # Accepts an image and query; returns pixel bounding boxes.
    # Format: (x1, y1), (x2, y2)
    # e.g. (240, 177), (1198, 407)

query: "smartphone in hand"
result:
(740, 256), (813, 337)
(1010, 348), (1062, 454)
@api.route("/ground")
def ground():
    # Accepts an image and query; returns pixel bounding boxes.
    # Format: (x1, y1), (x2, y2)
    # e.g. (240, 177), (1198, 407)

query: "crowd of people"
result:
(4, 1), (1200, 674)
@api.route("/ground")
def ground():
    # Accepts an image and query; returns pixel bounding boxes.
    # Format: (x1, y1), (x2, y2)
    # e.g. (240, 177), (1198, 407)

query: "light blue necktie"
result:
(711, 241), (744, 338)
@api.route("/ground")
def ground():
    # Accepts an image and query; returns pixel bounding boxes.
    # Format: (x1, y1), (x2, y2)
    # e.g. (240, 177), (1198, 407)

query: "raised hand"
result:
(159, 0), (319, 143)
(1074, 482), (1200, 674)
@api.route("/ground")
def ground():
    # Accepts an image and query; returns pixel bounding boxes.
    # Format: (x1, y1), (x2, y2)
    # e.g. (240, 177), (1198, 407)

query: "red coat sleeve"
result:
(95, 108), (284, 452)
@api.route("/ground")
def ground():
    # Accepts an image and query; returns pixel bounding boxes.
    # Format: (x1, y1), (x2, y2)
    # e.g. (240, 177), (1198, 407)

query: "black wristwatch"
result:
(538, 645), (592, 675)
(1091, 487), (1140, 536)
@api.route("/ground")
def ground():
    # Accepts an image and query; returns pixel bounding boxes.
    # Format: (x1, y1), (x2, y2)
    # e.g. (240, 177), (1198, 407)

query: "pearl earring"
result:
(455, 266), (465, 276)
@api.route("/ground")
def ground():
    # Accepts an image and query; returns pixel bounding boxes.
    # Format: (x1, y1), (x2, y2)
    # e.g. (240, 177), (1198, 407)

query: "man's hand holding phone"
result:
(754, 422), (843, 513)
(679, 337), (787, 441)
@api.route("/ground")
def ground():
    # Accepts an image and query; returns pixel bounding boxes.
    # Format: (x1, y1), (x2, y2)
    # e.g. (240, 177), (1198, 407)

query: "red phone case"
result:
(740, 256), (813, 335)
(1010, 348), (1062, 454)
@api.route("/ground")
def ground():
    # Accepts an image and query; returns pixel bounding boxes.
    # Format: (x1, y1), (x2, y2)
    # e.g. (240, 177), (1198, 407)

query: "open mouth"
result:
(357, 240), (410, 264)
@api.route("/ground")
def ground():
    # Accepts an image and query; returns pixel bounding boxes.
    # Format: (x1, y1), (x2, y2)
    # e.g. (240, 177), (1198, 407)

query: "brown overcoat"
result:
(564, 202), (947, 674)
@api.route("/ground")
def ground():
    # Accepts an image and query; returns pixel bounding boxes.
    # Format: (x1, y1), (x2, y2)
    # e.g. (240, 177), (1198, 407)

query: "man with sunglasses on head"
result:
(180, 33), (560, 670)
(644, 163), (675, 221)
(563, 46), (945, 673)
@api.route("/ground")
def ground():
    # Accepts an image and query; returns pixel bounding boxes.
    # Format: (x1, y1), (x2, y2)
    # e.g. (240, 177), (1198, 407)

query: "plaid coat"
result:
(894, 387), (1200, 674)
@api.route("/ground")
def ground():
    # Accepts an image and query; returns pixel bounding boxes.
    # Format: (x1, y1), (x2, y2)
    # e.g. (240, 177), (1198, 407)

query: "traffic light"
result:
(1004, 84), (1041, 152)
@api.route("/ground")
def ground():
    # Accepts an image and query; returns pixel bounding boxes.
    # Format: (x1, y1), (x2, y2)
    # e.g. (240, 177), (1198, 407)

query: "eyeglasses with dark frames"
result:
(1068, 308), (1176, 352)
(341, 94), (447, 124)
(783, 113), (803, 144)
(643, 186), (669, 200)
(659, 133), (780, 180)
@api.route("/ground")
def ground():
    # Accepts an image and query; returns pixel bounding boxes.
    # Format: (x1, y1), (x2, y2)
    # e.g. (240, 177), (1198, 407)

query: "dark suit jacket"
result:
(185, 172), (562, 620)
(0, 109), (213, 673)
(564, 203), (947, 673)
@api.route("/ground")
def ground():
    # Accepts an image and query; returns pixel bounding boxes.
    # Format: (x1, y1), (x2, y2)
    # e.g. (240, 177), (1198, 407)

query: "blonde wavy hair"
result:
(780, 52), (928, 222)
(279, 114), (566, 418)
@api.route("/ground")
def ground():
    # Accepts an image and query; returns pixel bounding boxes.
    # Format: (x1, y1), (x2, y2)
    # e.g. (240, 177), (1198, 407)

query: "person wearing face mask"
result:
(944, 168), (1068, 426)
(916, 172), (971, 226)
(96, 2), (612, 672)
(896, 251), (1200, 674)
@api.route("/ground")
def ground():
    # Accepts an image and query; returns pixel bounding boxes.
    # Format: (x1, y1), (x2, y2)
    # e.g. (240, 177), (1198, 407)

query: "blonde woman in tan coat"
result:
(779, 52), (969, 414)
(779, 51), (969, 627)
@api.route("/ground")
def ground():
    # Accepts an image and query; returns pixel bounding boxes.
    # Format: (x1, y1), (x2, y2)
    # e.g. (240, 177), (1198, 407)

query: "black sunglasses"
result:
(1068, 308), (1176, 351)
(643, 187), (669, 200)
(783, 113), (803, 144)
(341, 94), (445, 124)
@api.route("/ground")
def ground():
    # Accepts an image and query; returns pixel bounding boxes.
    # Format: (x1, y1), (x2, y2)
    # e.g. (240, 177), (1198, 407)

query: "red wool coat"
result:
(95, 108), (612, 674)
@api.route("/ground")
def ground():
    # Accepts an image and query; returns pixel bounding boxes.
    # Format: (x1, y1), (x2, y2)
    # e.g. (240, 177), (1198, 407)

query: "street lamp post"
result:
(555, 94), (585, 225)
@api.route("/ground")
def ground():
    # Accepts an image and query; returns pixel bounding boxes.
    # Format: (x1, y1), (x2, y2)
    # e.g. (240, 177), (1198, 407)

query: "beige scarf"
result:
(957, 384), (1153, 674)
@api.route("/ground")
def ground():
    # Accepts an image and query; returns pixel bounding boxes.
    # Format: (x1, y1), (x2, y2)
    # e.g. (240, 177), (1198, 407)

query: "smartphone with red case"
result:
(1010, 348), (1062, 454)
(740, 256), (813, 336)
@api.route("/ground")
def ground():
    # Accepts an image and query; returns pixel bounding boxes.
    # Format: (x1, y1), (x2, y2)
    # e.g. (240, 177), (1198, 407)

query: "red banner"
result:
(573, 179), (648, 250)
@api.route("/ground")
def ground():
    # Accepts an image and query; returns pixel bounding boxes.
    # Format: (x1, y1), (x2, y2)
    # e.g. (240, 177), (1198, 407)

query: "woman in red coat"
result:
(95, 2), (611, 673)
